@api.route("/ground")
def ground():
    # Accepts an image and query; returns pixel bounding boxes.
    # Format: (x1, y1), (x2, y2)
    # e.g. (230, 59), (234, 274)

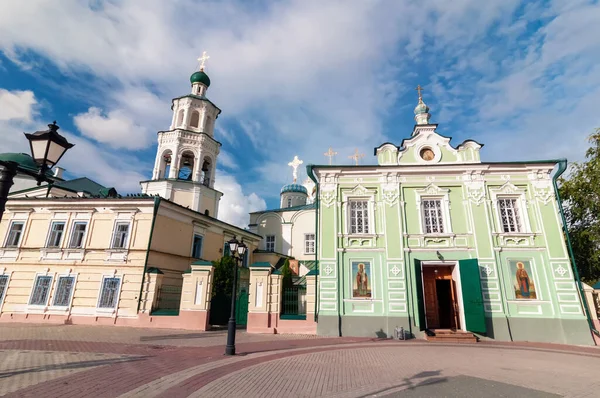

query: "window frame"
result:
(304, 233), (316, 254)
(3, 221), (25, 248)
(45, 221), (66, 248)
(347, 199), (371, 235)
(414, 184), (453, 235)
(489, 182), (531, 235)
(68, 221), (89, 249)
(341, 185), (377, 236)
(110, 221), (131, 250)
(96, 275), (122, 311)
(420, 197), (446, 234)
(0, 273), (10, 308)
(265, 235), (276, 252)
(497, 197), (523, 233)
(191, 234), (204, 259)
(51, 274), (77, 308)
(28, 274), (55, 307)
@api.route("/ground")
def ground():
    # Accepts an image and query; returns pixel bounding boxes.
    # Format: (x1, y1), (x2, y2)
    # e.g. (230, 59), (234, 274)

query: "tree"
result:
(211, 255), (236, 298)
(280, 258), (294, 289)
(559, 128), (600, 284)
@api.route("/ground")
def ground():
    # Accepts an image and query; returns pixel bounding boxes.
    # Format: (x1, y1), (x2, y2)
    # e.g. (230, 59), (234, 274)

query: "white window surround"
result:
(414, 184), (453, 235)
(28, 272), (55, 309)
(304, 233), (316, 254)
(0, 272), (11, 310)
(342, 185), (377, 236)
(489, 183), (532, 235)
(68, 221), (89, 249)
(96, 275), (123, 314)
(109, 221), (131, 250)
(50, 273), (78, 310)
(45, 221), (66, 249)
(3, 221), (25, 248)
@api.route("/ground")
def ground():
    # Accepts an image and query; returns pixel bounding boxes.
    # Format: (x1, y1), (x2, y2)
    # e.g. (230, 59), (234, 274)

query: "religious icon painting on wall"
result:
(509, 260), (537, 300)
(352, 261), (372, 298)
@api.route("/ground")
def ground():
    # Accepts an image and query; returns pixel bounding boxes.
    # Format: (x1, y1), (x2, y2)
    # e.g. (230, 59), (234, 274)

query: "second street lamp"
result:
(224, 235), (247, 356)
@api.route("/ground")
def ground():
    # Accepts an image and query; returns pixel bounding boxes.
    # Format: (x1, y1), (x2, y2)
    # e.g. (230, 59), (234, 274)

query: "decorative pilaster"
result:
(179, 261), (214, 330)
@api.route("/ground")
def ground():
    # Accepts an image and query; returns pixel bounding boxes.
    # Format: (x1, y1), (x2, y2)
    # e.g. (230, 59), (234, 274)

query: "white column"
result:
(281, 223), (292, 256)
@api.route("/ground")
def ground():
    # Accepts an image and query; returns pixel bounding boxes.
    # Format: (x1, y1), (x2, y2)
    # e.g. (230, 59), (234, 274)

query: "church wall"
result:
(255, 213), (284, 252)
(290, 210), (316, 260)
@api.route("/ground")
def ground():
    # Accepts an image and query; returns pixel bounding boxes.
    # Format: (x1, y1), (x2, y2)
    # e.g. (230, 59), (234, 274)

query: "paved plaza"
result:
(0, 324), (598, 397)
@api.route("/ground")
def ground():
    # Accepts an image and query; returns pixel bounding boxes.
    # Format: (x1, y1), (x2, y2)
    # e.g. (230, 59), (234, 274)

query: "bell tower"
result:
(140, 53), (223, 217)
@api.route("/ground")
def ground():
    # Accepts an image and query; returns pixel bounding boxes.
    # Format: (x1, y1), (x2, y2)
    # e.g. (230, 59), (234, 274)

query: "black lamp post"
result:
(225, 235), (247, 356)
(0, 121), (74, 223)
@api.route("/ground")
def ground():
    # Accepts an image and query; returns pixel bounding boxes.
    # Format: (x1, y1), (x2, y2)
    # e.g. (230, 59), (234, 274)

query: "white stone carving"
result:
(350, 184), (369, 196)
(324, 264), (333, 276)
(555, 264), (568, 277)
(391, 265), (401, 276)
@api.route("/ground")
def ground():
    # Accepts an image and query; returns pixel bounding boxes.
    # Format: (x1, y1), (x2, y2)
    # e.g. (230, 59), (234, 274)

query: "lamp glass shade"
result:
(227, 237), (239, 254)
(237, 241), (247, 256)
(25, 122), (74, 168)
(29, 140), (50, 165)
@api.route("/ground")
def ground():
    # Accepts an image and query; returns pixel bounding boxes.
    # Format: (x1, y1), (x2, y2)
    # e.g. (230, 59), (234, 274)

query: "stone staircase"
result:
(424, 329), (478, 343)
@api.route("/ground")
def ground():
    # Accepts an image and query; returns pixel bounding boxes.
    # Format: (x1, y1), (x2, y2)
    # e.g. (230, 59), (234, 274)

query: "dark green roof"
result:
(192, 259), (213, 266)
(249, 262), (272, 268)
(299, 260), (317, 271)
(294, 276), (306, 286)
(0, 152), (54, 177)
(251, 202), (316, 214)
(306, 269), (319, 276)
(146, 267), (164, 274)
(54, 177), (117, 197)
(190, 70), (211, 87)
(275, 257), (287, 269)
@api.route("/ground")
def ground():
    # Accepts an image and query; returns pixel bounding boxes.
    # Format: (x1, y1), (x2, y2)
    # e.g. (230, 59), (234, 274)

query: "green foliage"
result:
(211, 255), (236, 298)
(281, 258), (294, 289)
(559, 128), (600, 284)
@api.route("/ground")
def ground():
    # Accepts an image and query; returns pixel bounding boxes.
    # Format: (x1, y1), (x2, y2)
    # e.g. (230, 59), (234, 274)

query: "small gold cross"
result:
(198, 51), (210, 71)
(348, 149), (365, 165)
(416, 84), (424, 100)
(324, 147), (338, 165)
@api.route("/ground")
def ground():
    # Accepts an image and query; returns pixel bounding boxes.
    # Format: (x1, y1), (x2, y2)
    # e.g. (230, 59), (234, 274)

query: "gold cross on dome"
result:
(198, 51), (210, 71)
(349, 149), (365, 165)
(324, 147), (338, 165)
(288, 155), (303, 183)
(416, 84), (424, 101)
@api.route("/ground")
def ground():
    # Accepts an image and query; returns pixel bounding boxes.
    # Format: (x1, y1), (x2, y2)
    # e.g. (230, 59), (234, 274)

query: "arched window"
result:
(190, 111), (200, 128)
(177, 109), (185, 127)
(201, 157), (212, 186)
(178, 151), (195, 180)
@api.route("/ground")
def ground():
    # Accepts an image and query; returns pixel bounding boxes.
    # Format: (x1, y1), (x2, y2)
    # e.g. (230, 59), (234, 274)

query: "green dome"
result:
(190, 70), (211, 87)
(414, 100), (429, 115)
(0, 152), (54, 176)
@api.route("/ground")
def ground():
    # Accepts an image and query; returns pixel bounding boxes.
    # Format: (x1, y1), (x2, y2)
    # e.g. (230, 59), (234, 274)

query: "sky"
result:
(1, 0), (599, 228)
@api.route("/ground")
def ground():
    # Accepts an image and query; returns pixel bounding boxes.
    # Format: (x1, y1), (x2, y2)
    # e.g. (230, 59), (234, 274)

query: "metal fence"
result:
(152, 284), (182, 315)
(281, 286), (306, 319)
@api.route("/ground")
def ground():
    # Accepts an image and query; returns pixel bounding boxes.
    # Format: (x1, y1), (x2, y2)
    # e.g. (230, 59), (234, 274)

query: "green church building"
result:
(307, 92), (595, 345)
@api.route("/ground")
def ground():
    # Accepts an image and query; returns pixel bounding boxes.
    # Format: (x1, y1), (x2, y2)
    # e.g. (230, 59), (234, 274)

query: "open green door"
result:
(458, 259), (487, 334)
(413, 259), (426, 331)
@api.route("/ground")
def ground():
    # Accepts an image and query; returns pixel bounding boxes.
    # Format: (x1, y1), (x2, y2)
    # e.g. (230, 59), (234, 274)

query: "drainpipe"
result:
(308, 165), (319, 322)
(553, 159), (599, 339)
(137, 196), (161, 314)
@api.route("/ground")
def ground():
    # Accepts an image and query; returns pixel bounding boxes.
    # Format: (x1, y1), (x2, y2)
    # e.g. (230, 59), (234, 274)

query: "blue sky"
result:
(1, 0), (599, 227)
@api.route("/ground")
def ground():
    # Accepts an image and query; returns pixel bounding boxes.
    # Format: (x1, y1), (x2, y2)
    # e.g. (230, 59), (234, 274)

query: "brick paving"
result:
(0, 324), (598, 397)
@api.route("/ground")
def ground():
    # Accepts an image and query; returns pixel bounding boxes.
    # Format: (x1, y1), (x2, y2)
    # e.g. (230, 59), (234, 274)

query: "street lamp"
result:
(225, 235), (247, 356)
(0, 121), (74, 222)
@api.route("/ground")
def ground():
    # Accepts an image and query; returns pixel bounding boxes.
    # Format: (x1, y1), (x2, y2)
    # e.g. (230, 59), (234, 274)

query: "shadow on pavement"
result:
(358, 370), (447, 398)
(0, 356), (148, 379)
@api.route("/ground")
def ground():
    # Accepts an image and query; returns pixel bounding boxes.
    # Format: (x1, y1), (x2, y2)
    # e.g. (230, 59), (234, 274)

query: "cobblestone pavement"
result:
(0, 324), (598, 397)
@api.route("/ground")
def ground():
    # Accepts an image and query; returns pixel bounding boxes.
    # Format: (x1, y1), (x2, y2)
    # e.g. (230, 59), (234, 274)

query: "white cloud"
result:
(218, 150), (239, 170)
(214, 170), (266, 228)
(73, 107), (150, 150)
(0, 89), (36, 122)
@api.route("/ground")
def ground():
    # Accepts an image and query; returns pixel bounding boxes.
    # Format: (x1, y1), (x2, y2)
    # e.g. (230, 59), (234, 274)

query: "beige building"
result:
(0, 62), (262, 329)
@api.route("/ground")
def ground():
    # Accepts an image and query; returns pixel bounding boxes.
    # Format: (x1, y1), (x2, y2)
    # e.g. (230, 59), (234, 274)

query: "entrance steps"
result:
(425, 329), (478, 343)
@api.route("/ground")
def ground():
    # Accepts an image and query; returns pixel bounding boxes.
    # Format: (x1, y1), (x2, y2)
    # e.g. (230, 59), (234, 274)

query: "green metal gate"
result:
(236, 289), (248, 326)
(281, 286), (306, 320)
(151, 284), (182, 316)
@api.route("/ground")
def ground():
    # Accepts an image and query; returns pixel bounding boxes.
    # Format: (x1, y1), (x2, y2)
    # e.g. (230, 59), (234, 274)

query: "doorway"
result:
(422, 265), (460, 330)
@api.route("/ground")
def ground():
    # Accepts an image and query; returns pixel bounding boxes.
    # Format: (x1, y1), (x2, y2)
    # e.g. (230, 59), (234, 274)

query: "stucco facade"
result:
(308, 122), (595, 346)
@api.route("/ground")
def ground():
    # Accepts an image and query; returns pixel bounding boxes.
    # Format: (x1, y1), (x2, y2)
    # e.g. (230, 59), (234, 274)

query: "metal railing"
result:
(152, 284), (182, 315)
(281, 286), (306, 319)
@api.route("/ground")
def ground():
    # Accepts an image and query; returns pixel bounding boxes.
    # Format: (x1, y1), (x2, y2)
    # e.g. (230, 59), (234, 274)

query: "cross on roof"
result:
(324, 147), (338, 165)
(288, 155), (303, 183)
(348, 149), (365, 165)
(198, 51), (210, 71)
(416, 84), (424, 101)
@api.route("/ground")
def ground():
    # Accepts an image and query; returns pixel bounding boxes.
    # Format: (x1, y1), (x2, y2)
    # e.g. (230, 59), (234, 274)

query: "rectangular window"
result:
(53, 276), (75, 307)
(46, 221), (65, 248)
(224, 242), (231, 257)
(111, 222), (130, 249)
(0, 275), (8, 304)
(266, 235), (275, 252)
(5, 221), (24, 247)
(422, 199), (444, 234)
(98, 277), (121, 309)
(68, 222), (88, 248)
(29, 275), (53, 306)
(304, 233), (315, 254)
(498, 198), (522, 233)
(349, 200), (369, 234)
(192, 234), (203, 258)
(287, 198), (292, 208)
